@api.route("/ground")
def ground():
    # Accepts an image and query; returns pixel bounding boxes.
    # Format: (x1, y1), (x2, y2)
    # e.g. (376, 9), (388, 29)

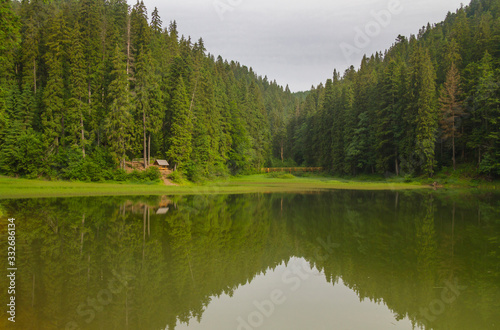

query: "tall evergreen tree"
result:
(107, 44), (133, 169)
(408, 46), (438, 176)
(66, 22), (89, 158)
(166, 77), (192, 170)
(42, 11), (67, 155)
(439, 63), (464, 170)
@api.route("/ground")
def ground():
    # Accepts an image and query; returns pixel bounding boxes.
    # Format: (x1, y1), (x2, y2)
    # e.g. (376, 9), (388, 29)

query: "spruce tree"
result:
(439, 63), (464, 170)
(107, 44), (133, 170)
(0, 0), (20, 134)
(42, 11), (66, 155)
(409, 46), (438, 176)
(166, 77), (192, 170)
(67, 22), (89, 158)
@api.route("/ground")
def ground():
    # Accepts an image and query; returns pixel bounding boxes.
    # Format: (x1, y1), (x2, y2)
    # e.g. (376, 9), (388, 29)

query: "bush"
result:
(0, 127), (44, 177)
(144, 166), (161, 181)
(403, 174), (414, 183)
(114, 169), (128, 181)
(267, 172), (295, 179)
(168, 170), (186, 184)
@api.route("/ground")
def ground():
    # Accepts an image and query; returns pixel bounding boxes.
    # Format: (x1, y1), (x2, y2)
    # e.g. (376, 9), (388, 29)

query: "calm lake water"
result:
(0, 190), (499, 329)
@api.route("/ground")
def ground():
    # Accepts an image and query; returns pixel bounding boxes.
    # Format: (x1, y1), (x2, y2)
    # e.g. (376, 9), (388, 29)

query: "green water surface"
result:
(0, 190), (499, 329)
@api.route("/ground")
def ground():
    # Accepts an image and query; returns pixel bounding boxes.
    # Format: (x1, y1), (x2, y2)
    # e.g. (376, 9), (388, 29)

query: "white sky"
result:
(130, 0), (467, 91)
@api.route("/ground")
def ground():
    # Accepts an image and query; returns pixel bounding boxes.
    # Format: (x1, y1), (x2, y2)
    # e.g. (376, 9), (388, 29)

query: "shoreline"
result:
(0, 175), (430, 199)
(1, 174), (498, 199)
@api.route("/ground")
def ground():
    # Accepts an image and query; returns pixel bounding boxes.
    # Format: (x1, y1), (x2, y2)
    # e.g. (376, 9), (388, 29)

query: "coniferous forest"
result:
(0, 0), (499, 181)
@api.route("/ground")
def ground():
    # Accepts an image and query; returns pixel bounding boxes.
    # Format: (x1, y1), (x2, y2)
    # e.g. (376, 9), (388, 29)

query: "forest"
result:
(0, 0), (499, 181)
(287, 0), (500, 178)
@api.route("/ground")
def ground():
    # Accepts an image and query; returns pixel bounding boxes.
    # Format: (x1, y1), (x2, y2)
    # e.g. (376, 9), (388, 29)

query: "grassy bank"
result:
(0, 174), (428, 199)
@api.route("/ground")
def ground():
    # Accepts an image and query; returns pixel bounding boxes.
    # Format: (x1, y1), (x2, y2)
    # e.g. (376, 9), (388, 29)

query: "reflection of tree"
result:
(0, 191), (498, 329)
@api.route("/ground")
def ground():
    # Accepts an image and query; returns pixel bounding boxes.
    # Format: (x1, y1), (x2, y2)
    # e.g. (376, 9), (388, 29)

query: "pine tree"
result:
(20, 16), (38, 95)
(67, 22), (89, 158)
(107, 44), (133, 169)
(134, 48), (151, 169)
(469, 52), (500, 175)
(409, 46), (438, 176)
(78, 0), (105, 145)
(150, 7), (162, 34)
(439, 63), (464, 170)
(166, 77), (192, 170)
(330, 73), (346, 174)
(42, 11), (67, 155)
(0, 0), (20, 134)
(375, 59), (405, 175)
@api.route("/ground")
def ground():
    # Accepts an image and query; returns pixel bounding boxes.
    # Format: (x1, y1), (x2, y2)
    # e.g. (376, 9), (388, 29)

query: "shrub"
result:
(168, 170), (185, 184)
(267, 172), (295, 179)
(144, 166), (161, 181)
(114, 169), (128, 181)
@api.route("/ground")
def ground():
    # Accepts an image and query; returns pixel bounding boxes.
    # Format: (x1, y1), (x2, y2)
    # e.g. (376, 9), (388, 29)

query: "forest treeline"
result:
(0, 0), (297, 181)
(288, 0), (500, 178)
(0, 0), (499, 181)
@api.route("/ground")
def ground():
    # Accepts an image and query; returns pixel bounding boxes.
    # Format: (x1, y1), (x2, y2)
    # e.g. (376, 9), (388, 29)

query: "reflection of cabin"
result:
(154, 159), (169, 169)
(156, 207), (169, 215)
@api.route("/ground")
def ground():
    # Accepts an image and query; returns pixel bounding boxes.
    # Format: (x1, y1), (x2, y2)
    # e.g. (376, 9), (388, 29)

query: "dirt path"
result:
(125, 161), (178, 186)
(162, 177), (178, 186)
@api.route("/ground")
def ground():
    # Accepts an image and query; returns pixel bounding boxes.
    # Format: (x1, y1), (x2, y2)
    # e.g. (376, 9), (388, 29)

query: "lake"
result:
(0, 190), (499, 329)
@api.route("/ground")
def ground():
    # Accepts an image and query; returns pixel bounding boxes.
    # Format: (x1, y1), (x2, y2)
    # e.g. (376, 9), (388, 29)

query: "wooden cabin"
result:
(154, 159), (169, 169)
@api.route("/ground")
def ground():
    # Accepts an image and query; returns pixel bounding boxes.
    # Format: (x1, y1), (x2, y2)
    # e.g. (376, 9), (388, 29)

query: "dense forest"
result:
(288, 0), (500, 178)
(0, 0), (297, 181)
(0, 0), (499, 181)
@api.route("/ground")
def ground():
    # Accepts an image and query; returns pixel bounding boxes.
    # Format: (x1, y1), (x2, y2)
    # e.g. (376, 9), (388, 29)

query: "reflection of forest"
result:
(0, 191), (499, 329)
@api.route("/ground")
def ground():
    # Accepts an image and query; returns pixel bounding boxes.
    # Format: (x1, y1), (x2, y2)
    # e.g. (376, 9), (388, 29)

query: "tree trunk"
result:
(189, 79), (198, 113)
(33, 59), (36, 95)
(395, 150), (399, 177)
(148, 134), (151, 166)
(61, 115), (65, 147)
(280, 141), (284, 163)
(81, 113), (85, 158)
(143, 107), (147, 169)
(126, 17), (131, 76)
(452, 135), (456, 171)
(452, 118), (456, 171)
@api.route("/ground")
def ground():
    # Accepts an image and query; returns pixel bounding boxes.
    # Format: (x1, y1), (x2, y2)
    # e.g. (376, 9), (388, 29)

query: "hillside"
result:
(288, 0), (500, 178)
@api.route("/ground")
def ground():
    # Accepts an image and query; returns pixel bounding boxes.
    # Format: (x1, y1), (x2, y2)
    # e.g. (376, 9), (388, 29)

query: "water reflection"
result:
(0, 191), (499, 329)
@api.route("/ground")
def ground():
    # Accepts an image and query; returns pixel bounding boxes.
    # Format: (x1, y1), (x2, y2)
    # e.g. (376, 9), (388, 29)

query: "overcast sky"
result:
(129, 0), (466, 92)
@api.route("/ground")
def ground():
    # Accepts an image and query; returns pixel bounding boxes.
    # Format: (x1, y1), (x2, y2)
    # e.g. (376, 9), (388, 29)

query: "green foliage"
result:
(168, 170), (187, 184)
(0, 125), (44, 178)
(266, 172), (295, 179)
(166, 76), (192, 168)
(266, 157), (298, 168)
(2, 0), (500, 182)
(288, 1), (500, 179)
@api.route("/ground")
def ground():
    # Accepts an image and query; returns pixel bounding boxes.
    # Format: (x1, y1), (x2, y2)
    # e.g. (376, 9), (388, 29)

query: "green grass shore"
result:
(0, 174), (431, 199)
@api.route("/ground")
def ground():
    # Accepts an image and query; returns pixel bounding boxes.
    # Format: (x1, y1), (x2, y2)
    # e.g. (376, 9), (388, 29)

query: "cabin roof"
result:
(154, 160), (169, 166)
(156, 207), (169, 215)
